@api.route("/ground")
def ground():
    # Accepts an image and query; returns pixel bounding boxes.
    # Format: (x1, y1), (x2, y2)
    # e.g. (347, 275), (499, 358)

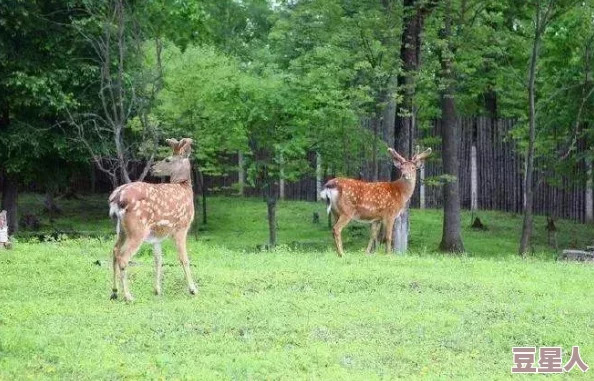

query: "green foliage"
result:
(0, 0), (97, 188)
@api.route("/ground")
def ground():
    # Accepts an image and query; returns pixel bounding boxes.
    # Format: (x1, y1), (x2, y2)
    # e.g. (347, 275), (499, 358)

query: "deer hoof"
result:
(110, 292), (118, 300)
(189, 286), (197, 295)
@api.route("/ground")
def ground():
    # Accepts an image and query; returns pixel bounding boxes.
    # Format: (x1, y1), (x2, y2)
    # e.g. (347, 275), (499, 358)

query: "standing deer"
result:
(109, 138), (197, 301)
(320, 147), (432, 257)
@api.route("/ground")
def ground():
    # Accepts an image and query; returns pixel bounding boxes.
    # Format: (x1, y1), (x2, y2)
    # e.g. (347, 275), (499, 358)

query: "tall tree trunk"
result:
(586, 153), (593, 223)
(519, 12), (543, 256)
(265, 181), (278, 248)
(419, 164), (426, 209)
(439, 0), (464, 253)
(392, 0), (425, 254)
(371, 117), (379, 181)
(279, 152), (285, 200)
(470, 144), (478, 212)
(237, 151), (245, 196)
(1, 172), (18, 235)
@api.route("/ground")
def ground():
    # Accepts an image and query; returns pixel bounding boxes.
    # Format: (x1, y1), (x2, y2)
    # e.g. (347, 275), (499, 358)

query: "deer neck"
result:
(391, 176), (416, 199)
(170, 167), (192, 186)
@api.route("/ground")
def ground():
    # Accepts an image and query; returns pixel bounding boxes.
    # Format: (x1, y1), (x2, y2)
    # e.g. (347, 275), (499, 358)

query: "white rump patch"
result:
(319, 188), (339, 215)
(109, 202), (125, 219)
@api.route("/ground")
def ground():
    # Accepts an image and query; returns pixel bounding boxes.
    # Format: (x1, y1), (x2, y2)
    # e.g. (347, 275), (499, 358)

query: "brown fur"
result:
(323, 147), (431, 257)
(109, 138), (197, 301)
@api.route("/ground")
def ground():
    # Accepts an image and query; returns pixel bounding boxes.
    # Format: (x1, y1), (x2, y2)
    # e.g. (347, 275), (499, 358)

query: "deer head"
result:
(388, 147), (432, 180)
(151, 138), (193, 183)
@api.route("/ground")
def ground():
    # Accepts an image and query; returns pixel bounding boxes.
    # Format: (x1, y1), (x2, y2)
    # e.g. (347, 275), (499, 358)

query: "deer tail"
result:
(319, 180), (339, 215)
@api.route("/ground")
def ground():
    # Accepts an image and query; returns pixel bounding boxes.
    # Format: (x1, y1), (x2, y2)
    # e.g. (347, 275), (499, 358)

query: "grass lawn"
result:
(1, 194), (593, 379)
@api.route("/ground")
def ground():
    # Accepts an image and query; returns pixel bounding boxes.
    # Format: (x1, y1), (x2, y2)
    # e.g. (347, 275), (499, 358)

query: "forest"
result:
(1, 0), (594, 255)
(0, 0), (593, 252)
(2, 1), (594, 379)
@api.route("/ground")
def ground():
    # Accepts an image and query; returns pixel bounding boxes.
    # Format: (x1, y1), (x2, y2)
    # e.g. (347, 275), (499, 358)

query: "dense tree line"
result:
(1, 0), (593, 253)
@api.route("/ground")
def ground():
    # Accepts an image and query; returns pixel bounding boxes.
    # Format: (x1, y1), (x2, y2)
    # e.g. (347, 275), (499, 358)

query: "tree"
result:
(0, 0), (97, 234)
(391, 0), (437, 254)
(518, 0), (580, 256)
(436, 0), (464, 253)
(68, 0), (162, 188)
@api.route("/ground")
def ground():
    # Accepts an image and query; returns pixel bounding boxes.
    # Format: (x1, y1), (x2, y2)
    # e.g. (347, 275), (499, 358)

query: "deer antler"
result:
(166, 138), (180, 149)
(413, 147), (432, 163)
(388, 148), (407, 163)
(178, 138), (193, 157)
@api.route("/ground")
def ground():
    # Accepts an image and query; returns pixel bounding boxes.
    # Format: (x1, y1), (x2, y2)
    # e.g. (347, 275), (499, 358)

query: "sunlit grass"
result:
(1, 194), (593, 379)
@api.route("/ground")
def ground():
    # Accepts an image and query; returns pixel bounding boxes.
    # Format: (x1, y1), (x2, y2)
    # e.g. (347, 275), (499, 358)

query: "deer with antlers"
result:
(320, 147), (432, 257)
(109, 138), (197, 301)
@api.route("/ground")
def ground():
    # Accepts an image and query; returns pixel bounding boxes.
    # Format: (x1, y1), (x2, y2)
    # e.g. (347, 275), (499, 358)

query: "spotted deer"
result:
(320, 147), (432, 257)
(109, 138), (197, 301)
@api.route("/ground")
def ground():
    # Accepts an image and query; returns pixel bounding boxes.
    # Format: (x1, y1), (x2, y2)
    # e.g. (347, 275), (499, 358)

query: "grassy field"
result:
(1, 194), (594, 379)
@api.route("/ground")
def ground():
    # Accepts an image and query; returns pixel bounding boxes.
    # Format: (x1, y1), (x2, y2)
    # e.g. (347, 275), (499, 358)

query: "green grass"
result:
(1, 194), (594, 379)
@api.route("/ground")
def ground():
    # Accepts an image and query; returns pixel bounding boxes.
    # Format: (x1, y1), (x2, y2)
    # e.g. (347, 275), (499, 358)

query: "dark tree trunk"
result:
(267, 195), (277, 248)
(264, 179), (278, 248)
(371, 117), (379, 181)
(391, 0), (428, 254)
(484, 88), (498, 119)
(438, 0), (464, 253)
(1, 172), (18, 235)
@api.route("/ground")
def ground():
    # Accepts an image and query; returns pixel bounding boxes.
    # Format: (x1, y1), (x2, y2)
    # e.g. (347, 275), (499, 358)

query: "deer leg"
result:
(110, 232), (125, 300)
(332, 214), (352, 257)
(365, 221), (381, 255)
(117, 237), (143, 302)
(383, 216), (396, 254)
(173, 230), (197, 295)
(153, 242), (163, 296)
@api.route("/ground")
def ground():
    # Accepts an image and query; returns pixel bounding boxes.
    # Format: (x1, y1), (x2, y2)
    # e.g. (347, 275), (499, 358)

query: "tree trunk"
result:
(391, 0), (432, 253)
(419, 164), (426, 209)
(372, 117), (379, 181)
(1, 173), (18, 235)
(279, 152), (285, 200)
(470, 144), (478, 212)
(238, 151), (245, 196)
(316, 152), (323, 201)
(438, 0), (464, 253)
(393, 207), (409, 253)
(586, 153), (593, 223)
(267, 195), (277, 248)
(519, 12), (542, 256)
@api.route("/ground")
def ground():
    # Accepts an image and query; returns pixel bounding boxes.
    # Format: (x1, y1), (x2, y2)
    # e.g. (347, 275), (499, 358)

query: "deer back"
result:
(109, 181), (194, 236)
(328, 178), (412, 221)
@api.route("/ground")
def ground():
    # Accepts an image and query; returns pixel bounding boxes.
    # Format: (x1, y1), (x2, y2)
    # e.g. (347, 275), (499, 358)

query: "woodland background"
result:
(1, 0), (594, 254)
